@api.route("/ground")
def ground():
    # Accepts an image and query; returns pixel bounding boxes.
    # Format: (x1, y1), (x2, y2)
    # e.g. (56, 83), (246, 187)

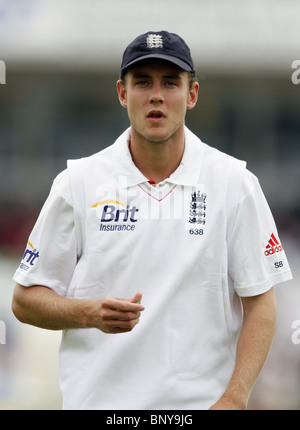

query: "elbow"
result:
(11, 284), (30, 324)
(11, 296), (26, 324)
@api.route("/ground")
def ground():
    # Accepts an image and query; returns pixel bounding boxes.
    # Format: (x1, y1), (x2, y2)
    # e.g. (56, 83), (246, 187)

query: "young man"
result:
(12, 31), (292, 410)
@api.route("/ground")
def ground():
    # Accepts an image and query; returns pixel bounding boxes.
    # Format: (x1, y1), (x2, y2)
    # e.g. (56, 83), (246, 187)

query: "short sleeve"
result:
(13, 170), (77, 297)
(228, 170), (293, 297)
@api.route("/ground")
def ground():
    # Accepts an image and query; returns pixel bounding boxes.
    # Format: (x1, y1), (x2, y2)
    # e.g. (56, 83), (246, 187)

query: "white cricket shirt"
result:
(13, 127), (293, 409)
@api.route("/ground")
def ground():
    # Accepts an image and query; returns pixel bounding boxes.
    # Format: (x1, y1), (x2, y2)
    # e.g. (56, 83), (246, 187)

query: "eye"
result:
(164, 81), (177, 87)
(136, 80), (149, 86)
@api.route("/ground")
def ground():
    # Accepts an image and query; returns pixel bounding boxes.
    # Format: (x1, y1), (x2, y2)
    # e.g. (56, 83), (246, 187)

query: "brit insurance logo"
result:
(91, 200), (139, 232)
(19, 241), (40, 271)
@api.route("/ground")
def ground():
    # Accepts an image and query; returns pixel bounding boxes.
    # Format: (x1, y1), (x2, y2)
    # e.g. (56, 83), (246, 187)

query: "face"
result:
(117, 59), (199, 144)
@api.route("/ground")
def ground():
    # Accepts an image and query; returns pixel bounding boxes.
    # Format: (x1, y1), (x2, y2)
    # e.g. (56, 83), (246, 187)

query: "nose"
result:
(149, 83), (164, 104)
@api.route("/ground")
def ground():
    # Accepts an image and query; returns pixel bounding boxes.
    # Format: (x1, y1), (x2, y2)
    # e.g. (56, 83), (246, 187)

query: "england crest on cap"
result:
(147, 34), (163, 49)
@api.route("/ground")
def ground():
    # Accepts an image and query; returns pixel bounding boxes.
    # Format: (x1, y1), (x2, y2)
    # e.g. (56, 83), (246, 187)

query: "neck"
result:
(129, 126), (185, 184)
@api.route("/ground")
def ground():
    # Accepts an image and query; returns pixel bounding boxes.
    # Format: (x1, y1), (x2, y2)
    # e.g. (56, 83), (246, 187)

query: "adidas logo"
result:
(264, 233), (283, 256)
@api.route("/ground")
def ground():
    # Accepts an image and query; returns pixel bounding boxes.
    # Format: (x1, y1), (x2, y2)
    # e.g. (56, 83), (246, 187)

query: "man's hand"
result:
(92, 292), (145, 334)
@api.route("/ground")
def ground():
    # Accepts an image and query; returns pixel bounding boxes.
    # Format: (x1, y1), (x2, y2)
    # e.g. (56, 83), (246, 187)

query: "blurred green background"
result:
(0, 0), (299, 409)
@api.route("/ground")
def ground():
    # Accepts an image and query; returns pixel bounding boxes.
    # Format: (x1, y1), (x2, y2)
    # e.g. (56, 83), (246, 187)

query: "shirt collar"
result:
(113, 126), (203, 188)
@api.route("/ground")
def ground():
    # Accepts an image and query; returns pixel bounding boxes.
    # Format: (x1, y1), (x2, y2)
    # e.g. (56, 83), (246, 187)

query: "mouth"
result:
(147, 110), (166, 121)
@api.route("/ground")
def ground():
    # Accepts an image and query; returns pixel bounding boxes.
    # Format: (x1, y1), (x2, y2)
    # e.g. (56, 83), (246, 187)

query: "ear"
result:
(187, 81), (199, 110)
(116, 80), (127, 108)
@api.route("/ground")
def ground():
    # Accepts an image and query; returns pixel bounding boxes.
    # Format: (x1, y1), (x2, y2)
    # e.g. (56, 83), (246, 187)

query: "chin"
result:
(147, 135), (169, 143)
(143, 128), (173, 143)
(132, 123), (178, 144)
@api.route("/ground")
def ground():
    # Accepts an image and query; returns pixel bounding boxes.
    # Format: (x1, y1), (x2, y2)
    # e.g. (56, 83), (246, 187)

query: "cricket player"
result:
(12, 31), (292, 410)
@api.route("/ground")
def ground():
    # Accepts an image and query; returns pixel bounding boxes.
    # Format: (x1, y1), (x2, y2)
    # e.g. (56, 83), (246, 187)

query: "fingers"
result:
(102, 308), (141, 322)
(101, 314), (140, 334)
(106, 296), (144, 312)
(99, 294), (144, 334)
(131, 291), (142, 304)
(103, 317), (141, 334)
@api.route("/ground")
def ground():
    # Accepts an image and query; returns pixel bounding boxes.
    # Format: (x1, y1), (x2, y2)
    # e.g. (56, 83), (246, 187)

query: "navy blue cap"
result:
(120, 31), (195, 76)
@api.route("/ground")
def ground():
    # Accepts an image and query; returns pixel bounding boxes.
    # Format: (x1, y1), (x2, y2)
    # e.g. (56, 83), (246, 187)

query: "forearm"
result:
(210, 288), (277, 410)
(12, 283), (95, 330)
(224, 302), (276, 407)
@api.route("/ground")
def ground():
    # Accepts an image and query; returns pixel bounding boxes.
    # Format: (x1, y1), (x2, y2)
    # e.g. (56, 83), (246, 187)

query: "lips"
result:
(147, 110), (166, 119)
